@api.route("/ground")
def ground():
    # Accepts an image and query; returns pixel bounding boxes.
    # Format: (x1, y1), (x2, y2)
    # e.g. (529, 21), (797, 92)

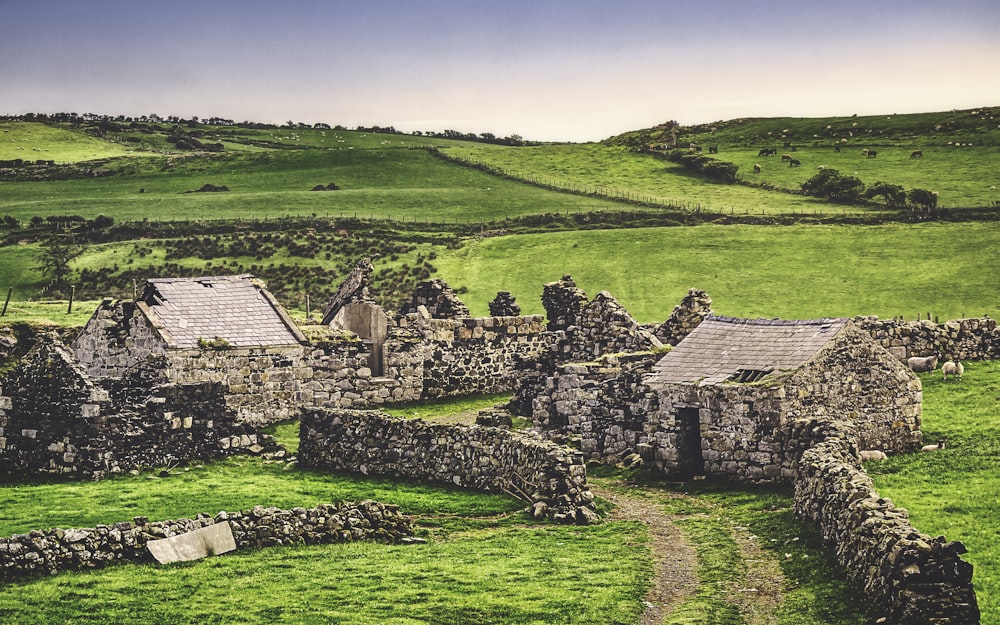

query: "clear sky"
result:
(2, 0), (998, 142)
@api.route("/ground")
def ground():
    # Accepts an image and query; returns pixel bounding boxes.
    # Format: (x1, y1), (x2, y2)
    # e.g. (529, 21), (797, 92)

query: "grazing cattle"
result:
(911, 150), (923, 158)
(781, 154), (792, 162)
(867, 150), (878, 159)
(834, 146), (841, 153)
(941, 360), (964, 380)
(708, 145), (718, 154)
(788, 159), (801, 167)
(907, 354), (938, 373)
(753, 163), (761, 173)
(758, 148), (770, 157)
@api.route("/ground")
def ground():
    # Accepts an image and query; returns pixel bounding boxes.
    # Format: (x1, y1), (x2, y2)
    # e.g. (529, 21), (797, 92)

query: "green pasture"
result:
(0, 147), (627, 224)
(614, 108), (1000, 149)
(432, 221), (1000, 323)
(442, 141), (1000, 211)
(0, 121), (136, 163)
(441, 143), (845, 215)
(727, 145), (1000, 209)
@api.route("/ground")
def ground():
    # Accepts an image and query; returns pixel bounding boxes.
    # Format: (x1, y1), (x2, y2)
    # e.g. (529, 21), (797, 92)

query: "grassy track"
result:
(433, 222), (1000, 323)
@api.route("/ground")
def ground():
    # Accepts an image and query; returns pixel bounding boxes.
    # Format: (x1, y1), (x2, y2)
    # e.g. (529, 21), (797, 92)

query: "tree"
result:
(37, 234), (84, 289)
(801, 168), (865, 203)
(908, 188), (938, 212)
(701, 160), (739, 183)
(864, 181), (907, 209)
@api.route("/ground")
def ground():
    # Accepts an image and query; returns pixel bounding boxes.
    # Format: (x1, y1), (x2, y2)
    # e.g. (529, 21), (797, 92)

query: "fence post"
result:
(1, 287), (11, 317)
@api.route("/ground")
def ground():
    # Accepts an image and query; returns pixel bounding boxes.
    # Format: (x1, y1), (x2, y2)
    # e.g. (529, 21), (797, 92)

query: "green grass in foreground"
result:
(433, 221), (1000, 322)
(871, 360), (1000, 625)
(0, 523), (648, 625)
(0, 457), (523, 537)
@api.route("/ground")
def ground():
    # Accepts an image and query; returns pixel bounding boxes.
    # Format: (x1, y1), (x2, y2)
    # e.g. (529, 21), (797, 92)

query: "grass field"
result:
(432, 221), (1000, 323)
(441, 142), (849, 215)
(0, 121), (137, 162)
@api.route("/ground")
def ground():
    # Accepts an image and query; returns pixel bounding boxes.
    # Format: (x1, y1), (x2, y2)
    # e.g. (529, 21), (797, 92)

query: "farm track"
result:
(593, 482), (787, 625)
(590, 483), (698, 624)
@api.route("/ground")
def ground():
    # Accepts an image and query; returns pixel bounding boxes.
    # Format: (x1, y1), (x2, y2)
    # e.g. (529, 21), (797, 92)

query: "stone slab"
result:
(147, 521), (236, 564)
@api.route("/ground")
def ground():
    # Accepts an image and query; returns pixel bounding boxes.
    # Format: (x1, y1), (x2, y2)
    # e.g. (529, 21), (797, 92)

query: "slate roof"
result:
(648, 316), (849, 386)
(138, 275), (305, 349)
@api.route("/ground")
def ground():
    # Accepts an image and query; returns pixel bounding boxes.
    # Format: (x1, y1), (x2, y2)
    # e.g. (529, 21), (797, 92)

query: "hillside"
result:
(605, 106), (1000, 148)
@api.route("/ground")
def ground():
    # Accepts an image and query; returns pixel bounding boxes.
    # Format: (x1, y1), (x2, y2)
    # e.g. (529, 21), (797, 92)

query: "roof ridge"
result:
(706, 315), (848, 327)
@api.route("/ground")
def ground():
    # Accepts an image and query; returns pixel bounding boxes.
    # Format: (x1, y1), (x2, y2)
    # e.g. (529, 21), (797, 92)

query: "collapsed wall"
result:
(0, 500), (413, 582)
(0, 337), (265, 479)
(298, 408), (597, 524)
(794, 419), (980, 625)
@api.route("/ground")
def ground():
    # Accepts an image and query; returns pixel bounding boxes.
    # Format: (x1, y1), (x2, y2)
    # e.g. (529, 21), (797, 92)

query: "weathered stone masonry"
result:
(0, 500), (413, 582)
(795, 420), (980, 624)
(0, 338), (265, 479)
(298, 408), (597, 524)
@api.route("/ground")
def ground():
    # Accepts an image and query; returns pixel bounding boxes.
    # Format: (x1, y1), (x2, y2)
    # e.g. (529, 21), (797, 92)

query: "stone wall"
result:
(0, 500), (413, 581)
(857, 316), (999, 362)
(397, 279), (470, 319)
(652, 288), (714, 346)
(72, 299), (168, 381)
(403, 313), (550, 398)
(0, 338), (265, 479)
(167, 345), (310, 425)
(794, 420), (980, 624)
(541, 275), (588, 331)
(298, 408), (598, 524)
(528, 353), (661, 463)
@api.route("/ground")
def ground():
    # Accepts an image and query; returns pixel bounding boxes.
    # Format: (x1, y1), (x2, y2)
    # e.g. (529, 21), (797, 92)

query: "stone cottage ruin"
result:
(644, 316), (923, 480)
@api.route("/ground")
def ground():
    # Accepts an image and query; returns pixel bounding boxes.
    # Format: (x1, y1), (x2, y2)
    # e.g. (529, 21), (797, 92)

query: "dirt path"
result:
(593, 482), (788, 625)
(590, 484), (698, 625)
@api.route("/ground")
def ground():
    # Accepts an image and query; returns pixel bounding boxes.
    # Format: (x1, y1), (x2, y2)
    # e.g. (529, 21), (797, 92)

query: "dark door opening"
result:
(676, 407), (704, 478)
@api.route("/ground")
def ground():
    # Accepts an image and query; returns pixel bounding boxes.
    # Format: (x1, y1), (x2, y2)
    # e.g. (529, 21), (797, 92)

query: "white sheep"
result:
(941, 360), (964, 380)
(921, 438), (947, 452)
(860, 450), (887, 461)
(907, 355), (938, 373)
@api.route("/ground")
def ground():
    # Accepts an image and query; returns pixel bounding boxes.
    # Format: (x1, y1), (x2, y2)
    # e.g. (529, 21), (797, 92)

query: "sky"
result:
(2, 0), (999, 142)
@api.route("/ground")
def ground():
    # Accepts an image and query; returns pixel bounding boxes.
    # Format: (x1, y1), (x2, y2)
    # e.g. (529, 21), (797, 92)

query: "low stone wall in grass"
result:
(0, 500), (413, 581)
(794, 420), (980, 625)
(298, 407), (598, 524)
(857, 315), (999, 362)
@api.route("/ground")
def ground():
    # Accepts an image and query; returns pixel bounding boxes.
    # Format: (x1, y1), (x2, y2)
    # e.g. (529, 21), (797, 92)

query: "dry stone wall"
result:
(652, 288), (714, 346)
(857, 316), (999, 362)
(528, 353), (661, 463)
(0, 500), (413, 582)
(794, 419), (980, 625)
(397, 279), (470, 319)
(298, 408), (598, 524)
(0, 338), (266, 479)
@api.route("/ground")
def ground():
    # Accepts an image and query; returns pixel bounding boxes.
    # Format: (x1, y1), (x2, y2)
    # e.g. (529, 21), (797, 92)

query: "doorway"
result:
(676, 407), (704, 478)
